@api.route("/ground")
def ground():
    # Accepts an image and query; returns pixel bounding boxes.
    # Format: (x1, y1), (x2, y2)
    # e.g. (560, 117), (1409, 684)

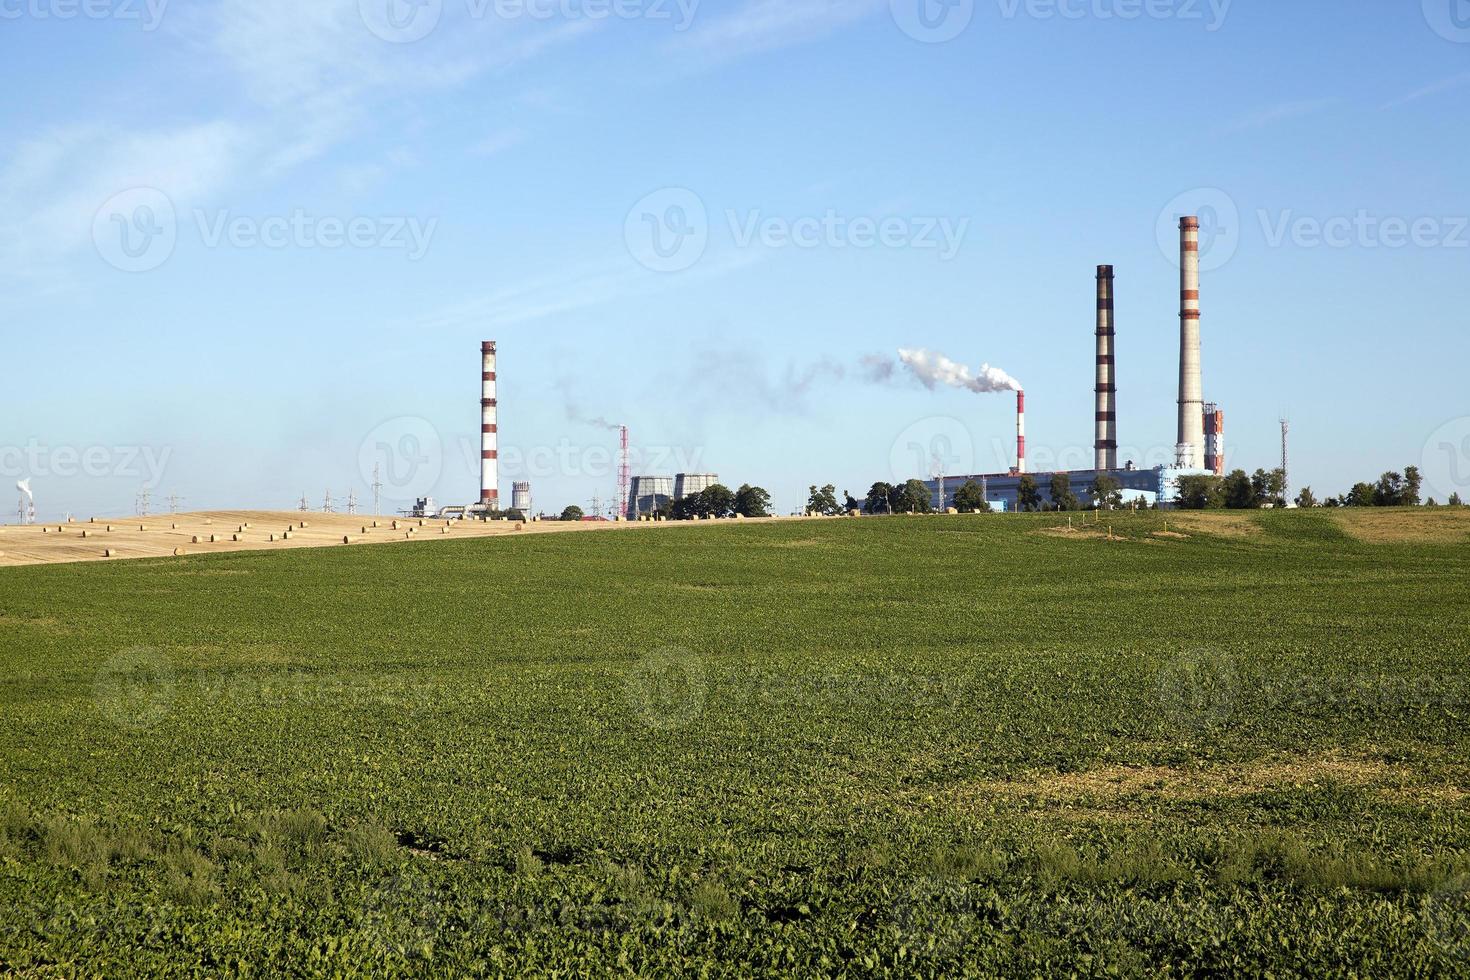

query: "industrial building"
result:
(625, 473), (721, 519)
(922, 217), (1219, 512)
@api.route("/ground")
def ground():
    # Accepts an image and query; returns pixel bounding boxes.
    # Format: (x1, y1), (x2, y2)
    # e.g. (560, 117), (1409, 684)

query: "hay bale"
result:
(516, 522), (524, 531)
(299, 521), (309, 528)
(946, 508), (959, 515)
(191, 535), (200, 544)
(372, 521), (379, 528)
(391, 521), (400, 530)
(204, 519), (213, 526)
(139, 524), (146, 531)
(105, 525), (113, 532)
(209, 535), (218, 543)
(282, 531), (292, 540)
(103, 549), (114, 558)
(342, 535), (352, 544)
(173, 547), (186, 557)
(171, 523), (177, 529)
(231, 534), (240, 542)
(81, 530), (89, 538)
(269, 534), (276, 542)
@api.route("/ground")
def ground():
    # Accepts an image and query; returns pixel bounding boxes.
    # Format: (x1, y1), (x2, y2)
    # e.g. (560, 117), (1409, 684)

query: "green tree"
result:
(807, 484), (840, 517)
(1049, 473), (1080, 511)
(1087, 474), (1123, 510)
(895, 479), (934, 514)
(1451, 492), (1465, 507)
(864, 482), (895, 515)
(1175, 475), (1222, 510)
(559, 505), (584, 522)
(733, 484), (771, 518)
(701, 484), (737, 518)
(1373, 471), (1405, 507)
(1403, 466), (1423, 506)
(952, 480), (988, 514)
(1016, 475), (1042, 513)
(1295, 486), (1318, 509)
(1345, 482), (1376, 507)
(1221, 470), (1255, 509)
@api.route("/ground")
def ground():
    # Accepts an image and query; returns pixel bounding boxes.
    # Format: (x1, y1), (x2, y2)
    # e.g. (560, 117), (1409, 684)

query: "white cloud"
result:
(1381, 72), (1470, 111)
(675, 0), (885, 61)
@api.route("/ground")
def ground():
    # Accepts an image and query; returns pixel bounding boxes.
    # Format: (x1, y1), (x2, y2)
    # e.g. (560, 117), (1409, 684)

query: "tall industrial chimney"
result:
(1095, 265), (1117, 472)
(481, 341), (499, 508)
(1175, 217), (1205, 469)
(1016, 389), (1026, 475)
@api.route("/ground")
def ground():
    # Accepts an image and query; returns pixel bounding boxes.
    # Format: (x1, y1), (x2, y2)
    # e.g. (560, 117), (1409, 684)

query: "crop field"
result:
(2, 509), (1469, 976)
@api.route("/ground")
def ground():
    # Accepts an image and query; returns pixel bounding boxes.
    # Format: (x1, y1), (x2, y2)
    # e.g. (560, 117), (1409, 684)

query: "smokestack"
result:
(1095, 265), (1117, 472)
(481, 341), (499, 507)
(1204, 404), (1225, 476)
(1016, 389), (1026, 475)
(1176, 217), (1205, 469)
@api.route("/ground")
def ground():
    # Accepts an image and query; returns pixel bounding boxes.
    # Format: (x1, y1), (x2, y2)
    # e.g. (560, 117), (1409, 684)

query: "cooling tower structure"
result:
(511, 482), (532, 512)
(480, 341), (499, 508)
(674, 473), (719, 500)
(1175, 217), (1205, 470)
(1095, 265), (1118, 471)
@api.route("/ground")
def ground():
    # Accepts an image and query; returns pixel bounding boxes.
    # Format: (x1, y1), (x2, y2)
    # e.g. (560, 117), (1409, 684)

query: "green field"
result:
(3, 511), (1470, 976)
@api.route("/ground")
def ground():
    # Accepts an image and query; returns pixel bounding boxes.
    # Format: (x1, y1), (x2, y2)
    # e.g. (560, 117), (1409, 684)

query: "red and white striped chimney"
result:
(481, 341), (499, 507)
(1176, 217), (1205, 469)
(1016, 389), (1027, 475)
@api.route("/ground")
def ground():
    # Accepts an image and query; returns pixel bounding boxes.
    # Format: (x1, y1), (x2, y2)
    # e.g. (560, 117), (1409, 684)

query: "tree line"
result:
(1177, 465), (1456, 509)
(559, 483), (772, 522)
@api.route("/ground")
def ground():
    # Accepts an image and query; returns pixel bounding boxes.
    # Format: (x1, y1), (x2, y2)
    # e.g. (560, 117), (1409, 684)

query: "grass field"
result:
(2, 509), (1469, 976)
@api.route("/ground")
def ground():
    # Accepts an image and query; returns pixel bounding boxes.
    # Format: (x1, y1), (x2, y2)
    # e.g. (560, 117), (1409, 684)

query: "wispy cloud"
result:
(470, 128), (529, 158)
(674, 0), (885, 61)
(1217, 98), (1336, 135)
(1381, 72), (1470, 111)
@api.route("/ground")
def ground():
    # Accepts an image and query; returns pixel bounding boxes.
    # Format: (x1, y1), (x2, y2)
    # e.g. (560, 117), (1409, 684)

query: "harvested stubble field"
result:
(1, 508), (1469, 976)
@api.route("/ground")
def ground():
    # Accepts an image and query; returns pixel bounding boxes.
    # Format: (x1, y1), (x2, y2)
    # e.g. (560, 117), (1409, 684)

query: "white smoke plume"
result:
(895, 348), (1022, 394)
(16, 479), (32, 503)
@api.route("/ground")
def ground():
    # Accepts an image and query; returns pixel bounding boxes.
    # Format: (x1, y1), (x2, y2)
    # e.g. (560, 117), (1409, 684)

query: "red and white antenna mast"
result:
(617, 426), (631, 520)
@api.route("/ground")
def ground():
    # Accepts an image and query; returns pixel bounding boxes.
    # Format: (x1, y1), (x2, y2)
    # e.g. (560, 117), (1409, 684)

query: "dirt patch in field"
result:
(1163, 513), (1262, 538)
(1033, 527), (1121, 541)
(1329, 509), (1470, 545)
(1150, 530), (1190, 540)
(952, 753), (1468, 810)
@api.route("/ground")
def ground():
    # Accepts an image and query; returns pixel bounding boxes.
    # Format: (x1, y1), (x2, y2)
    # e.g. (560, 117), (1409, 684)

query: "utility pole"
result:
(136, 487), (151, 517)
(299, 493), (309, 513)
(371, 463), (383, 516)
(346, 490), (358, 516)
(323, 490), (334, 514)
(167, 493), (184, 514)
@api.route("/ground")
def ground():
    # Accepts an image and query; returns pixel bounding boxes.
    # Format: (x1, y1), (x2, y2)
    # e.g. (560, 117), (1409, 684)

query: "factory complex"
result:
(924, 217), (1226, 512)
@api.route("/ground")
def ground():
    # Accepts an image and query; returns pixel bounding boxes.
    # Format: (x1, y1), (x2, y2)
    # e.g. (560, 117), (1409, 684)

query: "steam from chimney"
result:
(895, 348), (1022, 395)
(16, 479), (32, 504)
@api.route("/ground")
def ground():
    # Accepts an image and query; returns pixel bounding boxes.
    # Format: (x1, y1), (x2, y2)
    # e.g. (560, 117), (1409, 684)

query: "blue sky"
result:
(3, 0), (1469, 519)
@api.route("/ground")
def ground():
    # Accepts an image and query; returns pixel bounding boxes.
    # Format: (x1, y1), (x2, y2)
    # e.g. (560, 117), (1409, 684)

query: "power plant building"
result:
(922, 216), (1219, 512)
(628, 476), (675, 518)
(674, 473), (718, 500)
